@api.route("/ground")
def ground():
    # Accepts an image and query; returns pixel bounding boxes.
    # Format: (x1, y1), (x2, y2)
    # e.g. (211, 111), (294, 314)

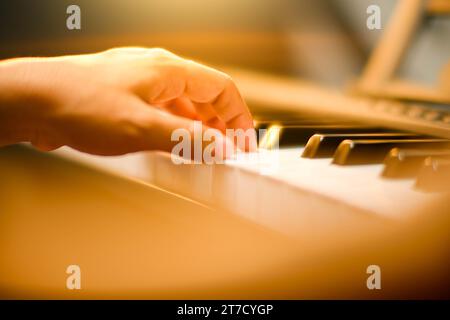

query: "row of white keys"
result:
(54, 146), (444, 236)
(151, 147), (443, 235)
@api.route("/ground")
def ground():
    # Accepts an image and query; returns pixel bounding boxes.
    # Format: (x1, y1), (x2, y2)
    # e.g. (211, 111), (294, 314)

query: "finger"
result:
(207, 79), (256, 151)
(181, 61), (256, 151)
(143, 108), (235, 161)
(164, 59), (256, 150)
(193, 102), (227, 133)
(205, 117), (227, 133)
(138, 52), (254, 131)
(160, 97), (199, 120)
(135, 50), (255, 150)
(32, 141), (63, 152)
(30, 130), (64, 152)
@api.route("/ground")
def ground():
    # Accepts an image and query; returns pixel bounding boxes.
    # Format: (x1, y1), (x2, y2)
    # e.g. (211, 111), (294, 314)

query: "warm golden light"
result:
(258, 125), (282, 150)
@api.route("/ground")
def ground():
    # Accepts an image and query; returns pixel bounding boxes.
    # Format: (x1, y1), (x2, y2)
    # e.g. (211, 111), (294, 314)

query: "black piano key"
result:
(332, 139), (450, 165)
(302, 133), (420, 158)
(382, 148), (450, 178)
(254, 119), (370, 132)
(254, 119), (340, 128)
(257, 124), (382, 148)
(415, 158), (450, 192)
(253, 112), (361, 127)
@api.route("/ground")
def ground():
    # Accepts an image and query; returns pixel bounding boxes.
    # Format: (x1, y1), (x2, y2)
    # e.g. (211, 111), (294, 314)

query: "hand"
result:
(0, 47), (255, 156)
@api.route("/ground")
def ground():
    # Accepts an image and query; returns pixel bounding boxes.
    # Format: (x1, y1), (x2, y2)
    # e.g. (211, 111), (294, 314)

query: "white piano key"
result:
(258, 176), (284, 231)
(234, 169), (261, 222)
(51, 146), (154, 181)
(189, 163), (214, 203)
(213, 163), (237, 211)
(152, 151), (177, 191)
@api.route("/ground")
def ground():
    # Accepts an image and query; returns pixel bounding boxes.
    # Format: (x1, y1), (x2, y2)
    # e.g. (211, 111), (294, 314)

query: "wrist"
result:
(0, 58), (58, 145)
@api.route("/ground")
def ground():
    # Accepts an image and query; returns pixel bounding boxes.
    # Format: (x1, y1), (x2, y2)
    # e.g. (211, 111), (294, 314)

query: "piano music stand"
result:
(353, 0), (450, 104)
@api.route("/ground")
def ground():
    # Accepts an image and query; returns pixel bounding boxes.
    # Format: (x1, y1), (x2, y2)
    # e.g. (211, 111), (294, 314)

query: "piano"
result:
(1, 0), (449, 299)
(50, 0), (450, 238)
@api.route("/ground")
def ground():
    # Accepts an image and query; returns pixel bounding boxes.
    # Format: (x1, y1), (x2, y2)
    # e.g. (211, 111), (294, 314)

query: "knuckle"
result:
(222, 72), (233, 83)
(102, 48), (121, 55)
(102, 47), (143, 55)
(150, 48), (177, 60)
(223, 74), (236, 90)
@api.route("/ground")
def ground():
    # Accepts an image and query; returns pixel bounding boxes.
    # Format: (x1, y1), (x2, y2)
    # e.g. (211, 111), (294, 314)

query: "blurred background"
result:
(1, 0), (449, 89)
(0, 0), (397, 88)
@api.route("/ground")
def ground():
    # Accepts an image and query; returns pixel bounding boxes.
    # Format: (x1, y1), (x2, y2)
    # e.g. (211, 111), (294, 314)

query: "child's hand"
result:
(0, 47), (255, 155)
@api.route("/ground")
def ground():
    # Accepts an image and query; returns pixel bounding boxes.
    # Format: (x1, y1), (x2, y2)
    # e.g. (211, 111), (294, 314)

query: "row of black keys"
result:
(255, 121), (450, 192)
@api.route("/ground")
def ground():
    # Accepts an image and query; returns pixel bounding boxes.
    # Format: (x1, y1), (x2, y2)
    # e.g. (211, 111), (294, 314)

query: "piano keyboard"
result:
(53, 119), (450, 238)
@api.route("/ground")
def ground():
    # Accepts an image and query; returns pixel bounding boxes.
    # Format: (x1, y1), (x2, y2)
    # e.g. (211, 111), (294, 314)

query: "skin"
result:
(0, 47), (256, 156)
